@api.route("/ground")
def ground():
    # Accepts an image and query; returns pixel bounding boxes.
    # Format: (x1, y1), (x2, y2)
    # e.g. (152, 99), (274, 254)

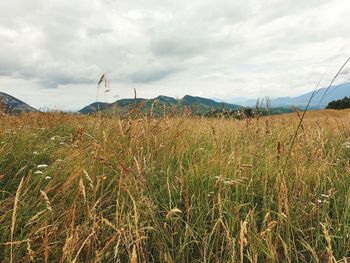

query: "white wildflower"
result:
(343, 142), (350, 148)
(34, 171), (43, 175)
(37, 164), (48, 169)
(224, 180), (236, 185)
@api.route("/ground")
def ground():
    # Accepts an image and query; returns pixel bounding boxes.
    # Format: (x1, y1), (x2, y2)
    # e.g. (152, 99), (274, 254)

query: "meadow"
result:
(1, 109), (350, 262)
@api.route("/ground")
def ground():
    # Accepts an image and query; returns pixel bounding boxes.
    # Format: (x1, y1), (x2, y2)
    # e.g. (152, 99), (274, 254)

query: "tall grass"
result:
(0, 110), (350, 262)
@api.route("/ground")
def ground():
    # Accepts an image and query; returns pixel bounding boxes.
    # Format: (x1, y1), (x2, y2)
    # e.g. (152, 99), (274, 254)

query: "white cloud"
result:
(0, 0), (350, 110)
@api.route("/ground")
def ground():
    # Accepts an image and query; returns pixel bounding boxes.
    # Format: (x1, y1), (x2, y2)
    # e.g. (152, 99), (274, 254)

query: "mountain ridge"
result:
(0, 92), (37, 113)
(79, 95), (241, 114)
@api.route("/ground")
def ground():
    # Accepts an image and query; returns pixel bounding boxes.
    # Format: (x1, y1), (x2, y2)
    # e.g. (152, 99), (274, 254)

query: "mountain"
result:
(79, 102), (111, 114)
(237, 82), (350, 109)
(288, 82), (350, 108)
(0, 92), (37, 113)
(79, 95), (241, 115)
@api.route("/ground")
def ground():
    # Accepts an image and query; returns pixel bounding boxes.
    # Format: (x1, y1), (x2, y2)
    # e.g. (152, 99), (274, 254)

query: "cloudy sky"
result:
(1, 0), (350, 110)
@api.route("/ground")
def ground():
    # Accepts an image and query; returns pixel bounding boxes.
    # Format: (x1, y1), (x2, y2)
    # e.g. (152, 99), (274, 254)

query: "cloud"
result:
(131, 68), (180, 83)
(0, 0), (350, 110)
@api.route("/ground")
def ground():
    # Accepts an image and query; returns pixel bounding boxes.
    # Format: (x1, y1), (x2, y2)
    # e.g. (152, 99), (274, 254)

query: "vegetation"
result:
(326, 96), (350, 110)
(1, 109), (350, 262)
(203, 107), (294, 119)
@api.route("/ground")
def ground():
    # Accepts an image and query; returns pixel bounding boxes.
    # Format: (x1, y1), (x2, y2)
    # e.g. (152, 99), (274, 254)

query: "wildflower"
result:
(34, 171), (43, 175)
(45, 176), (52, 180)
(37, 164), (48, 169)
(32, 151), (39, 155)
(224, 180), (236, 185)
(343, 142), (350, 148)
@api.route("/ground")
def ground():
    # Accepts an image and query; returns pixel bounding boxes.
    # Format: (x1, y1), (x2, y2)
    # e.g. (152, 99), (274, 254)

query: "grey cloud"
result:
(86, 28), (115, 37)
(150, 37), (207, 57)
(131, 68), (179, 83)
(37, 79), (90, 89)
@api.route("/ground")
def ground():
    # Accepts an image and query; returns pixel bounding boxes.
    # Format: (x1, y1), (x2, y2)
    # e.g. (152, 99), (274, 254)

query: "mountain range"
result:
(236, 82), (350, 108)
(1, 81), (350, 114)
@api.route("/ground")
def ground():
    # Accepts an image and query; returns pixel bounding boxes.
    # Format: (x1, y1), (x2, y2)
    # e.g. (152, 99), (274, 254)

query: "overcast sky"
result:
(1, 0), (350, 110)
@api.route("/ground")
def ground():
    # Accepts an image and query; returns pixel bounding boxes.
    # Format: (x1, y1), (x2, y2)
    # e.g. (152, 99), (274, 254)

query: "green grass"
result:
(0, 110), (350, 262)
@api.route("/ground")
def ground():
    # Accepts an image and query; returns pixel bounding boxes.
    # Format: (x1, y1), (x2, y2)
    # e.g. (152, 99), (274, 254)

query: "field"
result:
(1, 110), (350, 262)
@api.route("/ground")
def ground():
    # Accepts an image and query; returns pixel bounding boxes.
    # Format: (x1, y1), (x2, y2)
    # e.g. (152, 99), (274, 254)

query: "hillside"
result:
(0, 92), (37, 113)
(79, 95), (241, 115)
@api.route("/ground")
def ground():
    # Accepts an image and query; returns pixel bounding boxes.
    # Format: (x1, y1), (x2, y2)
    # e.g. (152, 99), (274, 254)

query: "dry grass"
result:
(0, 110), (350, 262)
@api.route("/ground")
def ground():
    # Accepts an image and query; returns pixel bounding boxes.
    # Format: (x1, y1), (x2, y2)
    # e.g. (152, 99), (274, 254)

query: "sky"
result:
(1, 0), (350, 111)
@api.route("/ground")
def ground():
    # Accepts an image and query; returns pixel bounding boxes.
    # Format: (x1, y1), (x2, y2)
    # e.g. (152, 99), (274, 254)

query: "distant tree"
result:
(242, 108), (254, 118)
(326, 96), (350, 109)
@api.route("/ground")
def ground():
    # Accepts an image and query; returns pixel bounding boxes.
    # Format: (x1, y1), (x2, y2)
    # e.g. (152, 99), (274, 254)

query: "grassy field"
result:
(1, 110), (350, 262)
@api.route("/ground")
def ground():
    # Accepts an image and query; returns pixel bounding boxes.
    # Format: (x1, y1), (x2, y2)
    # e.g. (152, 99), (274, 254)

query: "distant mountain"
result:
(237, 82), (350, 109)
(0, 92), (37, 113)
(79, 102), (111, 114)
(79, 95), (241, 115)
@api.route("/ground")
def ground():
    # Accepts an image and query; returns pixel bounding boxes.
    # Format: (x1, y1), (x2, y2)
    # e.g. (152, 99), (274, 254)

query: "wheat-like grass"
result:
(1, 110), (350, 261)
(10, 176), (24, 263)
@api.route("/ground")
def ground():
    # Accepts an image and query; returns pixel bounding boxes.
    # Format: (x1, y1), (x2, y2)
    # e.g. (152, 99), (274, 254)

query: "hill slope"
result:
(79, 95), (241, 115)
(0, 92), (37, 113)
